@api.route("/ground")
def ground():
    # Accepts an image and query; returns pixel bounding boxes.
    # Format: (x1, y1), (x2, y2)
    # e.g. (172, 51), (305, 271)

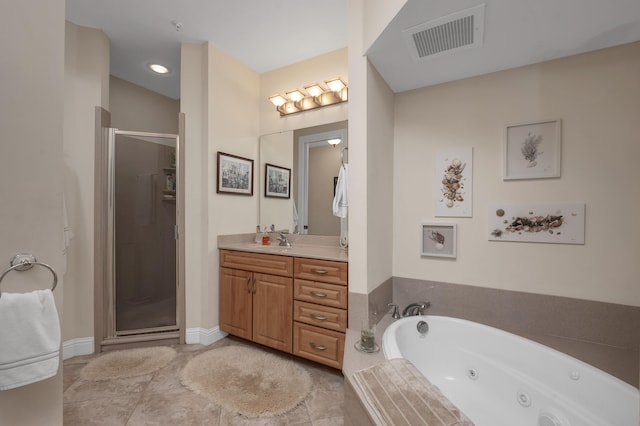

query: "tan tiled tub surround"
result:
(392, 277), (640, 388)
(342, 277), (639, 423)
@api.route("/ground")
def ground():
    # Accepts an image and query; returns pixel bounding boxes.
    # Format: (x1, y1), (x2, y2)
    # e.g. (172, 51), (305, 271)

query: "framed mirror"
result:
(259, 121), (347, 236)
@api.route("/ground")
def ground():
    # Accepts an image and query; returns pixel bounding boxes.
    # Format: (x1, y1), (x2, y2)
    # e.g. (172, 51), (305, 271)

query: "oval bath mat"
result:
(180, 345), (312, 418)
(81, 346), (176, 381)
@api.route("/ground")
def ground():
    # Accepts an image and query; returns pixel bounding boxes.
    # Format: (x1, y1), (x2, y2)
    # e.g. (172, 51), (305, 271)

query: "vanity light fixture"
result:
(304, 83), (324, 97)
(285, 90), (304, 102)
(148, 63), (170, 74)
(268, 78), (348, 116)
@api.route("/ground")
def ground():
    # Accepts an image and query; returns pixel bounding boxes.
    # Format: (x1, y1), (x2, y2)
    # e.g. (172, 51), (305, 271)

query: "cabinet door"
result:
(219, 267), (253, 340)
(252, 273), (293, 352)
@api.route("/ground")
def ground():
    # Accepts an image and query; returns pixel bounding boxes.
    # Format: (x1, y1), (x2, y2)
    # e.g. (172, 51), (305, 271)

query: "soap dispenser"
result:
(261, 227), (270, 245)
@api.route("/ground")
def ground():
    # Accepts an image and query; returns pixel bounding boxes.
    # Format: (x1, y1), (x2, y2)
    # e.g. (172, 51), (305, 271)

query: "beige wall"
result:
(180, 42), (210, 331)
(207, 43), (261, 328)
(110, 76), (179, 134)
(365, 63), (395, 293)
(260, 131), (294, 232)
(362, 0), (407, 51)
(63, 22), (109, 343)
(0, 0), (65, 423)
(348, 0), (397, 294)
(392, 42), (640, 306)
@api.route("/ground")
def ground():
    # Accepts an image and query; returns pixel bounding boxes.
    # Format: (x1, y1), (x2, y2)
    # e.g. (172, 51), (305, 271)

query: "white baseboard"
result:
(63, 328), (226, 360)
(62, 337), (95, 360)
(185, 327), (227, 346)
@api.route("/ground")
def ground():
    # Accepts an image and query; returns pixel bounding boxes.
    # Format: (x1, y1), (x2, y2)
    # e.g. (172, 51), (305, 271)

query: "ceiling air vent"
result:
(403, 4), (485, 62)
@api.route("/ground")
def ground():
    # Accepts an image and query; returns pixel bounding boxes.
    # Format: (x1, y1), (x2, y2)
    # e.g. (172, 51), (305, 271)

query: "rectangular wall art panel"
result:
(435, 148), (473, 217)
(488, 203), (585, 244)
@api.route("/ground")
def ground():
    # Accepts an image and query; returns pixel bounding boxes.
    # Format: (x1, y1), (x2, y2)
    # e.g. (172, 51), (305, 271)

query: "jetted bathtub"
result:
(382, 315), (639, 426)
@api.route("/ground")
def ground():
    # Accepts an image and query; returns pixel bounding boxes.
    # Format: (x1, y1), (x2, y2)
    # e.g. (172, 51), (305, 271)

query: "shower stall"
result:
(96, 124), (184, 350)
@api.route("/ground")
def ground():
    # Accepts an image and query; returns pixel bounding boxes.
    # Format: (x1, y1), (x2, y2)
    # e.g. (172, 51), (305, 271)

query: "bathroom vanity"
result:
(218, 235), (348, 369)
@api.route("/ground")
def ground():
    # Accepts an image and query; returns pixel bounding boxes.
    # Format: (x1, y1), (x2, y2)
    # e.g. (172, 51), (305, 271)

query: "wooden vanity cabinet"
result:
(293, 257), (348, 369)
(219, 250), (293, 353)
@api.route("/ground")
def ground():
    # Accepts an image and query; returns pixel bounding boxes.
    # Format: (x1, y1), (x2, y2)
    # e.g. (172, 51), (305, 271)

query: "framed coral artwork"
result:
(504, 119), (561, 180)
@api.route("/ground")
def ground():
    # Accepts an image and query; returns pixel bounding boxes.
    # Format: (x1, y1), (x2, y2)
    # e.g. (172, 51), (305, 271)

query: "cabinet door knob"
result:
(310, 342), (327, 351)
(310, 269), (328, 275)
(252, 276), (256, 294)
(246, 276), (251, 293)
(310, 313), (327, 321)
(310, 291), (327, 298)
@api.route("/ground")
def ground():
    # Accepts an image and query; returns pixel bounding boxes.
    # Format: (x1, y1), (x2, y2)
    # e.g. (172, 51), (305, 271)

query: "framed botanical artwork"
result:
(421, 223), (457, 258)
(216, 152), (254, 195)
(264, 163), (291, 198)
(504, 119), (561, 180)
(435, 148), (473, 217)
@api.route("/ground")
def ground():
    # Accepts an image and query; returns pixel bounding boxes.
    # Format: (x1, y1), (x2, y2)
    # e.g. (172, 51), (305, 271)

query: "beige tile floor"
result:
(63, 337), (344, 425)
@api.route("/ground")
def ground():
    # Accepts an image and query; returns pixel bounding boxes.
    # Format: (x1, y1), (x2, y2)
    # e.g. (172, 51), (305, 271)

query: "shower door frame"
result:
(95, 111), (185, 351)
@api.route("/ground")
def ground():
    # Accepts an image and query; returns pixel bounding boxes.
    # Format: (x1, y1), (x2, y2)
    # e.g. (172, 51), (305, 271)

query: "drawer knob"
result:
(310, 313), (328, 321)
(310, 269), (328, 275)
(310, 291), (328, 298)
(310, 342), (327, 351)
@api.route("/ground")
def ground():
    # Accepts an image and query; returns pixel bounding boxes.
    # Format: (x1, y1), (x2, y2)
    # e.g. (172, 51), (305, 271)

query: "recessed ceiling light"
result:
(148, 63), (170, 74)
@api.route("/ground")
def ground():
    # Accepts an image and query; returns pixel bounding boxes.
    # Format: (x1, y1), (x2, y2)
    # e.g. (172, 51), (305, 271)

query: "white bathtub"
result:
(382, 315), (639, 426)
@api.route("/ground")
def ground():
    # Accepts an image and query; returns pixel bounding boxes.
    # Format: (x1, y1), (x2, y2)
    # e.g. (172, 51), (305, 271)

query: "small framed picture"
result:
(421, 223), (457, 258)
(264, 163), (291, 198)
(217, 152), (254, 195)
(504, 119), (561, 180)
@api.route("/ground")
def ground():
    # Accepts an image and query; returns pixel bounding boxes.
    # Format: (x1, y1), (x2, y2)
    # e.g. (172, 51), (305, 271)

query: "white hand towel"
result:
(0, 290), (60, 391)
(332, 164), (348, 218)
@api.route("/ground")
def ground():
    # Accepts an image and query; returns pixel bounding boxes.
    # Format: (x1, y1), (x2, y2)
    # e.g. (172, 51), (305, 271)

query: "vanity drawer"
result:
(293, 279), (348, 309)
(293, 322), (344, 369)
(294, 257), (347, 286)
(294, 301), (347, 332)
(220, 249), (293, 277)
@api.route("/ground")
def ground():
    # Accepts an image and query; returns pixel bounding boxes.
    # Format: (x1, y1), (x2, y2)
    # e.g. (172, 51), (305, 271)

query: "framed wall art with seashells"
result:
(504, 119), (561, 180)
(488, 203), (585, 244)
(421, 222), (457, 258)
(435, 148), (473, 217)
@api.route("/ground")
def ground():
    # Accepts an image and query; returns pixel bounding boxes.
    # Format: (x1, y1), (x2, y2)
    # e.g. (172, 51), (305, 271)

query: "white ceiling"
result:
(65, 0), (349, 99)
(65, 0), (640, 100)
(368, 0), (640, 93)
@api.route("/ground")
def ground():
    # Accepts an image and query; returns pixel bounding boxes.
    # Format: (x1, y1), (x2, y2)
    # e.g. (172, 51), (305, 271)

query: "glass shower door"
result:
(110, 130), (178, 334)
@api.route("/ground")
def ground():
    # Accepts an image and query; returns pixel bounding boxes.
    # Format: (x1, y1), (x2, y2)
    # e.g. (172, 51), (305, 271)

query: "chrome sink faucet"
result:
(277, 232), (291, 247)
(402, 301), (430, 317)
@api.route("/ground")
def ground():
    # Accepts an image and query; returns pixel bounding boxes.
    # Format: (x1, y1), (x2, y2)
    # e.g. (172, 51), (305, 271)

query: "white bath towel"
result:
(0, 290), (61, 391)
(292, 201), (299, 231)
(332, 164), (348, 218)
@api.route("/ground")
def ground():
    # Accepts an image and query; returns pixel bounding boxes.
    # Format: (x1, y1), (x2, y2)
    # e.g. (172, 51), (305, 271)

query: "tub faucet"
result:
(277, 232), (291, 247)
(388, 303), (401, 319)
(402, 301), (430, 317)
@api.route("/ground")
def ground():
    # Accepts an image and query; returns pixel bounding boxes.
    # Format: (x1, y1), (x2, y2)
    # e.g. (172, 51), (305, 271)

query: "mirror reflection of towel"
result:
(332, 164), (348, 218)
(292, 202), (299, 230)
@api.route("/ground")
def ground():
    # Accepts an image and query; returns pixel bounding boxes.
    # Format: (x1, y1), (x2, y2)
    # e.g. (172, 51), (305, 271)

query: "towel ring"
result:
(0, 254), (58, 298)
